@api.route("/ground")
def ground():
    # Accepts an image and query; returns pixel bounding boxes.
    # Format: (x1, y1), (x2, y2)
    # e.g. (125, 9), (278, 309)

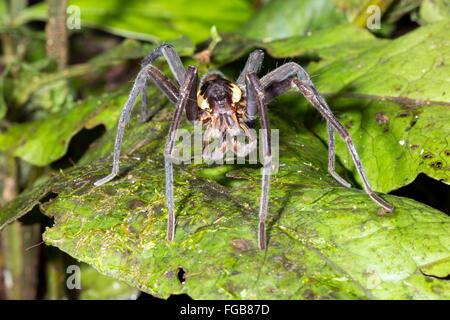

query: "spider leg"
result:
(236, 49), (265, 89)
(260, 62), (393, 212)
(164, 65), (198, 241)
(139, 44), (186, 122)
(246, 72), (272, 251)
(141, 44), (186, 85)
(94, 61), (180, 187)
(139, 67), (179, 122)
(139, 81), (149, 122)
(294, 79), (393, 211)
(94, 67), (150, 187)
(261, 64), (351, 188)
(327, 122), (351, 188)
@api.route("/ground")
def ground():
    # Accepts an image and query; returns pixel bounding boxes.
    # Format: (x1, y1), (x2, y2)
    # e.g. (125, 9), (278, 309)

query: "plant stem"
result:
(40, 0), (70, 300)
(45, 0), (68, 68)
(45, 247), (66, 299)
(0, 154), (21, 299)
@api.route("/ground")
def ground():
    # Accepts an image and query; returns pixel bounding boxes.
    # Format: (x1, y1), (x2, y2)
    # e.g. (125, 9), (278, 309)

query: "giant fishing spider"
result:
(94, 44), (394, 250)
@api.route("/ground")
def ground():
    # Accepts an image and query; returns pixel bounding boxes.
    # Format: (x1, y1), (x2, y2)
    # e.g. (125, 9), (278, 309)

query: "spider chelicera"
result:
(94, 44), (394, 250)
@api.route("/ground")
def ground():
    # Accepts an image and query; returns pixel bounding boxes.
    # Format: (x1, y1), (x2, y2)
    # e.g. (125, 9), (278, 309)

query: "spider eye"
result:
(197, 91), (210, 110)
(230, 83), (242, 103)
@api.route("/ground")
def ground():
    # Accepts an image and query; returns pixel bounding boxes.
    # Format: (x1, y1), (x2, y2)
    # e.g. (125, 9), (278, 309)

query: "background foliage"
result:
(0, 0), (448, 300)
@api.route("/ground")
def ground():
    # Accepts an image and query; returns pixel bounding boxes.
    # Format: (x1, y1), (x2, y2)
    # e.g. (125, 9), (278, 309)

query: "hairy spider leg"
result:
(260, 62), (394, 212)
(261, 62), (351, 188)
(246, 72), (272, 251)
(236, 52), (353, 249)
(239, 52), (350, 188)
(140, 44), (186, 122)
(94, 44), (183, 187)
(236, 49), (265, 90)
(164, 66), (198, 241)
(326, 122), (351, 187)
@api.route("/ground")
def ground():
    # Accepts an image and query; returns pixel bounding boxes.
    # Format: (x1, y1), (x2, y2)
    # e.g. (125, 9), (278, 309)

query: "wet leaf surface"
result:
(297, 20), (450, 192)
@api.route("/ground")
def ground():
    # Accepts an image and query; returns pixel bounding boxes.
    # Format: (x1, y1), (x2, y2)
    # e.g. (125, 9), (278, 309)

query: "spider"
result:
(94, 44), (394, 250)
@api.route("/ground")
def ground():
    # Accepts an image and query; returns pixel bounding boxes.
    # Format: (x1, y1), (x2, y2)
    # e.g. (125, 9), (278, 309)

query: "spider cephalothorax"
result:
(197, 72), (256, 161)
(94, 43), (394, 251)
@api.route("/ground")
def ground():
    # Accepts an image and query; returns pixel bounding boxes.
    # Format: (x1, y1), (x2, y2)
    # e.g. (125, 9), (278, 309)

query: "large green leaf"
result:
(21, 0), (253, 43)
(301, 20), (450, 193)
(237, 0), (347, 40)
(0, 91), (126, 166)
(1, 104), (448, 299)
(213, 24), (378, 66)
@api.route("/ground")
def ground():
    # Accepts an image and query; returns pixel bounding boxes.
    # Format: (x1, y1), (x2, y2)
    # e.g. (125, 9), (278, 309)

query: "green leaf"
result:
(0, 0), (8, 27)
(0, 91), (126, 166)
(237, 0), (347, 40)
(419, 0), (450, 23)
(1, 107), (448, 299)
(0, 85), (168, 166)
(21, 0), (253, 43)
(303, 20), (450, 192)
